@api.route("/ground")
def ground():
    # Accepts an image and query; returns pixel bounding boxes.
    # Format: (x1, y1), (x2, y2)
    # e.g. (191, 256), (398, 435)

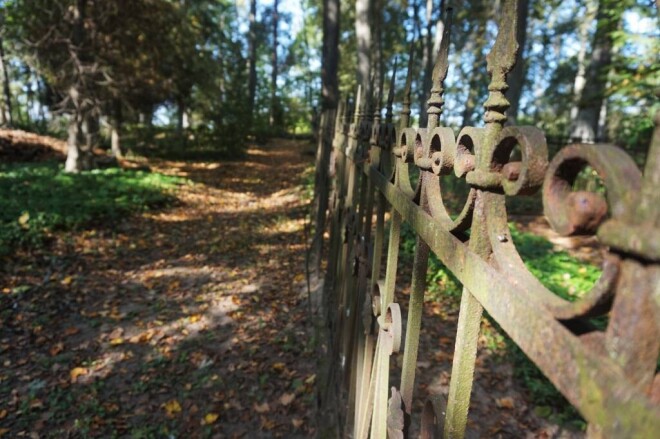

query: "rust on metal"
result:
(317, 0), (660, 437)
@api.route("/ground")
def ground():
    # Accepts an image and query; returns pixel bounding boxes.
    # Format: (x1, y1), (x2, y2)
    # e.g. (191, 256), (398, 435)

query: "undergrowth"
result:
(400, 221), (601, 430)
(123, 126), (246, 161)
(0, 162), (187, 256)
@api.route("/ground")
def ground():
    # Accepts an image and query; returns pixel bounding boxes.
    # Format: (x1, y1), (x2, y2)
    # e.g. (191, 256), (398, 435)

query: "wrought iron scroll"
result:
(318, 0), (660, 437)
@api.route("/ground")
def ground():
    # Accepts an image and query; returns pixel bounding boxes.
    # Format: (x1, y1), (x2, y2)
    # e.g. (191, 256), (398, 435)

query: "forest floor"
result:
(1, 135), (587, 438)
(1, 138), (317, 438)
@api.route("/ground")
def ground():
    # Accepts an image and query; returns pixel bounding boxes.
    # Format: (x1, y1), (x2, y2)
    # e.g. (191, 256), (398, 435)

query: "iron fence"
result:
(315, 0), (660, 437)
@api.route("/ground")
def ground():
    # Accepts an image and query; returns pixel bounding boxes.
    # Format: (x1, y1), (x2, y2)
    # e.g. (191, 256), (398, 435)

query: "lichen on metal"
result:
(317, 0), (660, 437)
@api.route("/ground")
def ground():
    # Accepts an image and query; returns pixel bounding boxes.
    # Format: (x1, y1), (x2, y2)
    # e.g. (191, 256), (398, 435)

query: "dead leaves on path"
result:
(0, 139), (317, 437)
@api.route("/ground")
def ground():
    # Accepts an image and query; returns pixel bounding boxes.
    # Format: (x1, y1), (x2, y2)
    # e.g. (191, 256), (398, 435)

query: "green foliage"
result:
(0, 162), (186, 255)
(509, 224), (601, 301)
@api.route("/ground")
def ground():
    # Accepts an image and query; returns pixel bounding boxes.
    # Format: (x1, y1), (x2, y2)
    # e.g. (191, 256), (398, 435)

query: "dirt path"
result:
(1, 139), (317, 438)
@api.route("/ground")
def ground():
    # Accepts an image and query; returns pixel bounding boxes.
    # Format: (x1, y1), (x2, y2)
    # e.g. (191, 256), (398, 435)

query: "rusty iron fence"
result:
(314, 0), (660, 437)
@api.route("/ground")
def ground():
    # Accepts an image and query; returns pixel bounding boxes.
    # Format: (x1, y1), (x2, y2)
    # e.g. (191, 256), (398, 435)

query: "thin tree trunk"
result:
(37, 79), (46, 125)
(314, 0), (341, 276)
(505, 0), (529, 124)
(355, 0), (371, 96)
(25, 66), (34, 126)
(569, 1), (594, 135)
(461, 14), (488, 127)
(570, 0), (622, 142)
(419, 0), (445, 126)
(597, 78), (609, 140)
(269, 0), (279, 128)
(83, 113), (98, 152)
(177, 98), (187, 132)
(65, 115), (82, 173)
(139, 105), (153, 129)
(0, 35), (13, 127)
(372, 0), (384, 101)
(247, 0), (258, 124)
(111, 100), (122, 158)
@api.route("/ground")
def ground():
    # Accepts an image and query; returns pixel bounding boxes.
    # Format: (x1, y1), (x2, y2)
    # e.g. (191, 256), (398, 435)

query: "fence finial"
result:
(426, 7), (453, 129)
(484, 0), (520, 125)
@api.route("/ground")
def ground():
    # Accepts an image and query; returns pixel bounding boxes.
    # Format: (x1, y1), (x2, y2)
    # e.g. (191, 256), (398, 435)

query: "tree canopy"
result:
(0, 0), (656, 167)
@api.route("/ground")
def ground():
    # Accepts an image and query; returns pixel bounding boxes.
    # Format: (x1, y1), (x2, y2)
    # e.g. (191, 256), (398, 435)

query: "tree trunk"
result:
(25, 66), (35, 126)
(419, 0), (445, 126)
(177, 98), (187, 132)
(111, 100), (123, 158)
(372, 0), (383, 101)
(83, 113), (98, 152)
(314, 0), (341, 277)
(321, 0), (340, 111)
(269, 0), (279, 128)
(247, 0), (258, 124)
(37, 79), (46, 125)
(65, 108), (93, 172)
(139, 106), (153, 129)
(504, 0), (530, 124)
(569, 0), (622, 142)
(0, 35), (13, 127)
(355, 0), (371, 96)
(65, 115), (82, 173)
(568, 1), (594, 135)
(461, 13), (488, 127)
(65, 0), (93, 173)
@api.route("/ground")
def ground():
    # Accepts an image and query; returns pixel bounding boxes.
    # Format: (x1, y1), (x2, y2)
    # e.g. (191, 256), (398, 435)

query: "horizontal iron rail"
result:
(357, 157), (660, 437)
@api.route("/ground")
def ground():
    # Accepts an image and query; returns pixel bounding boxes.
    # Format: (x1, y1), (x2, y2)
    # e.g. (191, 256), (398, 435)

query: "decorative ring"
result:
(490, 126), (548, 196)
(543, 143), (641, 236)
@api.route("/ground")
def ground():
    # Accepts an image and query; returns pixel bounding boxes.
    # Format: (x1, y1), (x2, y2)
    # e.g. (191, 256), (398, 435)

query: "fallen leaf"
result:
(279, 393), (295, 406)
(61, 276), (73, 286)
(163, 399), (182, 417)
(272, 362), (285, 372)
(304, 374), (316, 384)
(253, 402), (270, 413)
(260, 416), (276, 430)
(18, 212), (30, 228)
(49, 342), (64, 356)
(496, 397), (515, 409)
(292, 418), (303, 428)
(110, 338), (124, 346)
(132, 329), (155, 344)
(0, 428), (9, 437)
(204, 413), (219, 424)
(103, 403), (119, 413)
(0, 409), (6, 419)
(439, 337), (453, 346)
(70, 367), (88, 382)
(63, 327), (80, 336)
(108, 327), (124, 339)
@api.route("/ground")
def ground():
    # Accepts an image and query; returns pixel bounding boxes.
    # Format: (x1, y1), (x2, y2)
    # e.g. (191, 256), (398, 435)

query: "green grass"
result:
(401, 221), (601, 429)
(0, 162), (187, 255)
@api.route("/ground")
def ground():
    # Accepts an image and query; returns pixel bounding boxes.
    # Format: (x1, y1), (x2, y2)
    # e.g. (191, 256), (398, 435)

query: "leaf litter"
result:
(0, 139), (317, 437)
